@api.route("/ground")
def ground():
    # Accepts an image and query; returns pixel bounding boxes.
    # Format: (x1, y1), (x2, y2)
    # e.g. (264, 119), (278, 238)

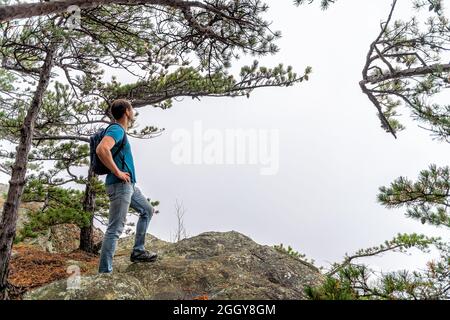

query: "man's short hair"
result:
(110, 99), (132, 120)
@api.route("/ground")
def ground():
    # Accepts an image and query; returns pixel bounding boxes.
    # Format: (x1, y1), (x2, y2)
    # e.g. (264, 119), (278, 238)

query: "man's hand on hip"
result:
(114, 170), (130, 183)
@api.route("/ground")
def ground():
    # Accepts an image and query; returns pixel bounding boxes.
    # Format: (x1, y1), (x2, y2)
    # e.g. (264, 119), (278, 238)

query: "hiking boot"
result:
(130, 250), (158, 263)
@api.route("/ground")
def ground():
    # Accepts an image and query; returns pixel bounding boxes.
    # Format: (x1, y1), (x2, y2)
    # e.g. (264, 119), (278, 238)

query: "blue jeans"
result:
(98, 182), (154, 273)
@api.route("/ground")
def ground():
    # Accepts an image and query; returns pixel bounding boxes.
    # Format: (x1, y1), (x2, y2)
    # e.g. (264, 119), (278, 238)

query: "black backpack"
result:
(90, 123), (129, 176)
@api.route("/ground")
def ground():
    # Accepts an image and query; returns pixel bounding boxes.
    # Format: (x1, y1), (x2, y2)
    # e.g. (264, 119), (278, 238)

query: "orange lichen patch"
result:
(8, 244), (99, 292)
(182, 287), (210, 300)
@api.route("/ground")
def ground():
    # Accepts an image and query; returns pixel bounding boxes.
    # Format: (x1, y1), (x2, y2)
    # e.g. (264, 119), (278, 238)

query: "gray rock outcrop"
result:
(25, 231), (323, 300)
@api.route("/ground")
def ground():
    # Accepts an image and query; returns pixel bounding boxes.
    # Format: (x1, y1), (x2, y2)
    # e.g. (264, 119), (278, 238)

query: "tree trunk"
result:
(0, 0), (204, 23)
(79, 166), (97, 253)
(0, 47), (56, 299)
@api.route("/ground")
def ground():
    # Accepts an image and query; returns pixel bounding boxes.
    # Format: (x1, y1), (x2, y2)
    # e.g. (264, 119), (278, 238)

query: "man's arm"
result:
(96, 136), (130, 183)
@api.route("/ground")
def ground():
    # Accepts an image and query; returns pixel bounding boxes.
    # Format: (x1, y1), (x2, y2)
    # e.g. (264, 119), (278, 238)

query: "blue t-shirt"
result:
(104, 124), (137, 185)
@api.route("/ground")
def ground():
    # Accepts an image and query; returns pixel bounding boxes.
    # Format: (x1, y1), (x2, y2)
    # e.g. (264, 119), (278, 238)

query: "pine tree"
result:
(301, 0), (450, 300)
(0, 17), (59, 298)
(0, 0), (312, 298)
(359, 0), (449, 140)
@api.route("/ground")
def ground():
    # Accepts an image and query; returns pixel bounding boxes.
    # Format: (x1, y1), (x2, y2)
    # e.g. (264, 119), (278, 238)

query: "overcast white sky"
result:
(2, 0), (449, 273)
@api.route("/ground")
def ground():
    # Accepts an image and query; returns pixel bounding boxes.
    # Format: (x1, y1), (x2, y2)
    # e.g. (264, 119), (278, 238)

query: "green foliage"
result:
(15, 179), (94, 242)
(273, 243), (317, 267)
(306, 234), (448, 300)
(413, 0), (443, 14)
(360, 1), (450, 141)
(378, 164), (450, 228)
(151, 200), (160, 207)
(294, 0), (337, 10)
(305, 275), (358, 300)
(103, 62), (311, 109)
(0, 68), (15, 93)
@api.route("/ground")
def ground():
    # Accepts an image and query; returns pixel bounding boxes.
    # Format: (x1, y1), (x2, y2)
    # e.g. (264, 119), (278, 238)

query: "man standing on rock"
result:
(96, 99), (158, 273)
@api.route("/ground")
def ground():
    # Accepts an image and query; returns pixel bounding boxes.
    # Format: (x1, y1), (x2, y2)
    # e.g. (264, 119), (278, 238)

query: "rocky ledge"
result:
(24, 231), (323, 300)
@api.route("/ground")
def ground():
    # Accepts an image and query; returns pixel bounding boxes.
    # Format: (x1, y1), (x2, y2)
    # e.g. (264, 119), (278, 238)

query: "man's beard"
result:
(128, 117), (136, 129)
